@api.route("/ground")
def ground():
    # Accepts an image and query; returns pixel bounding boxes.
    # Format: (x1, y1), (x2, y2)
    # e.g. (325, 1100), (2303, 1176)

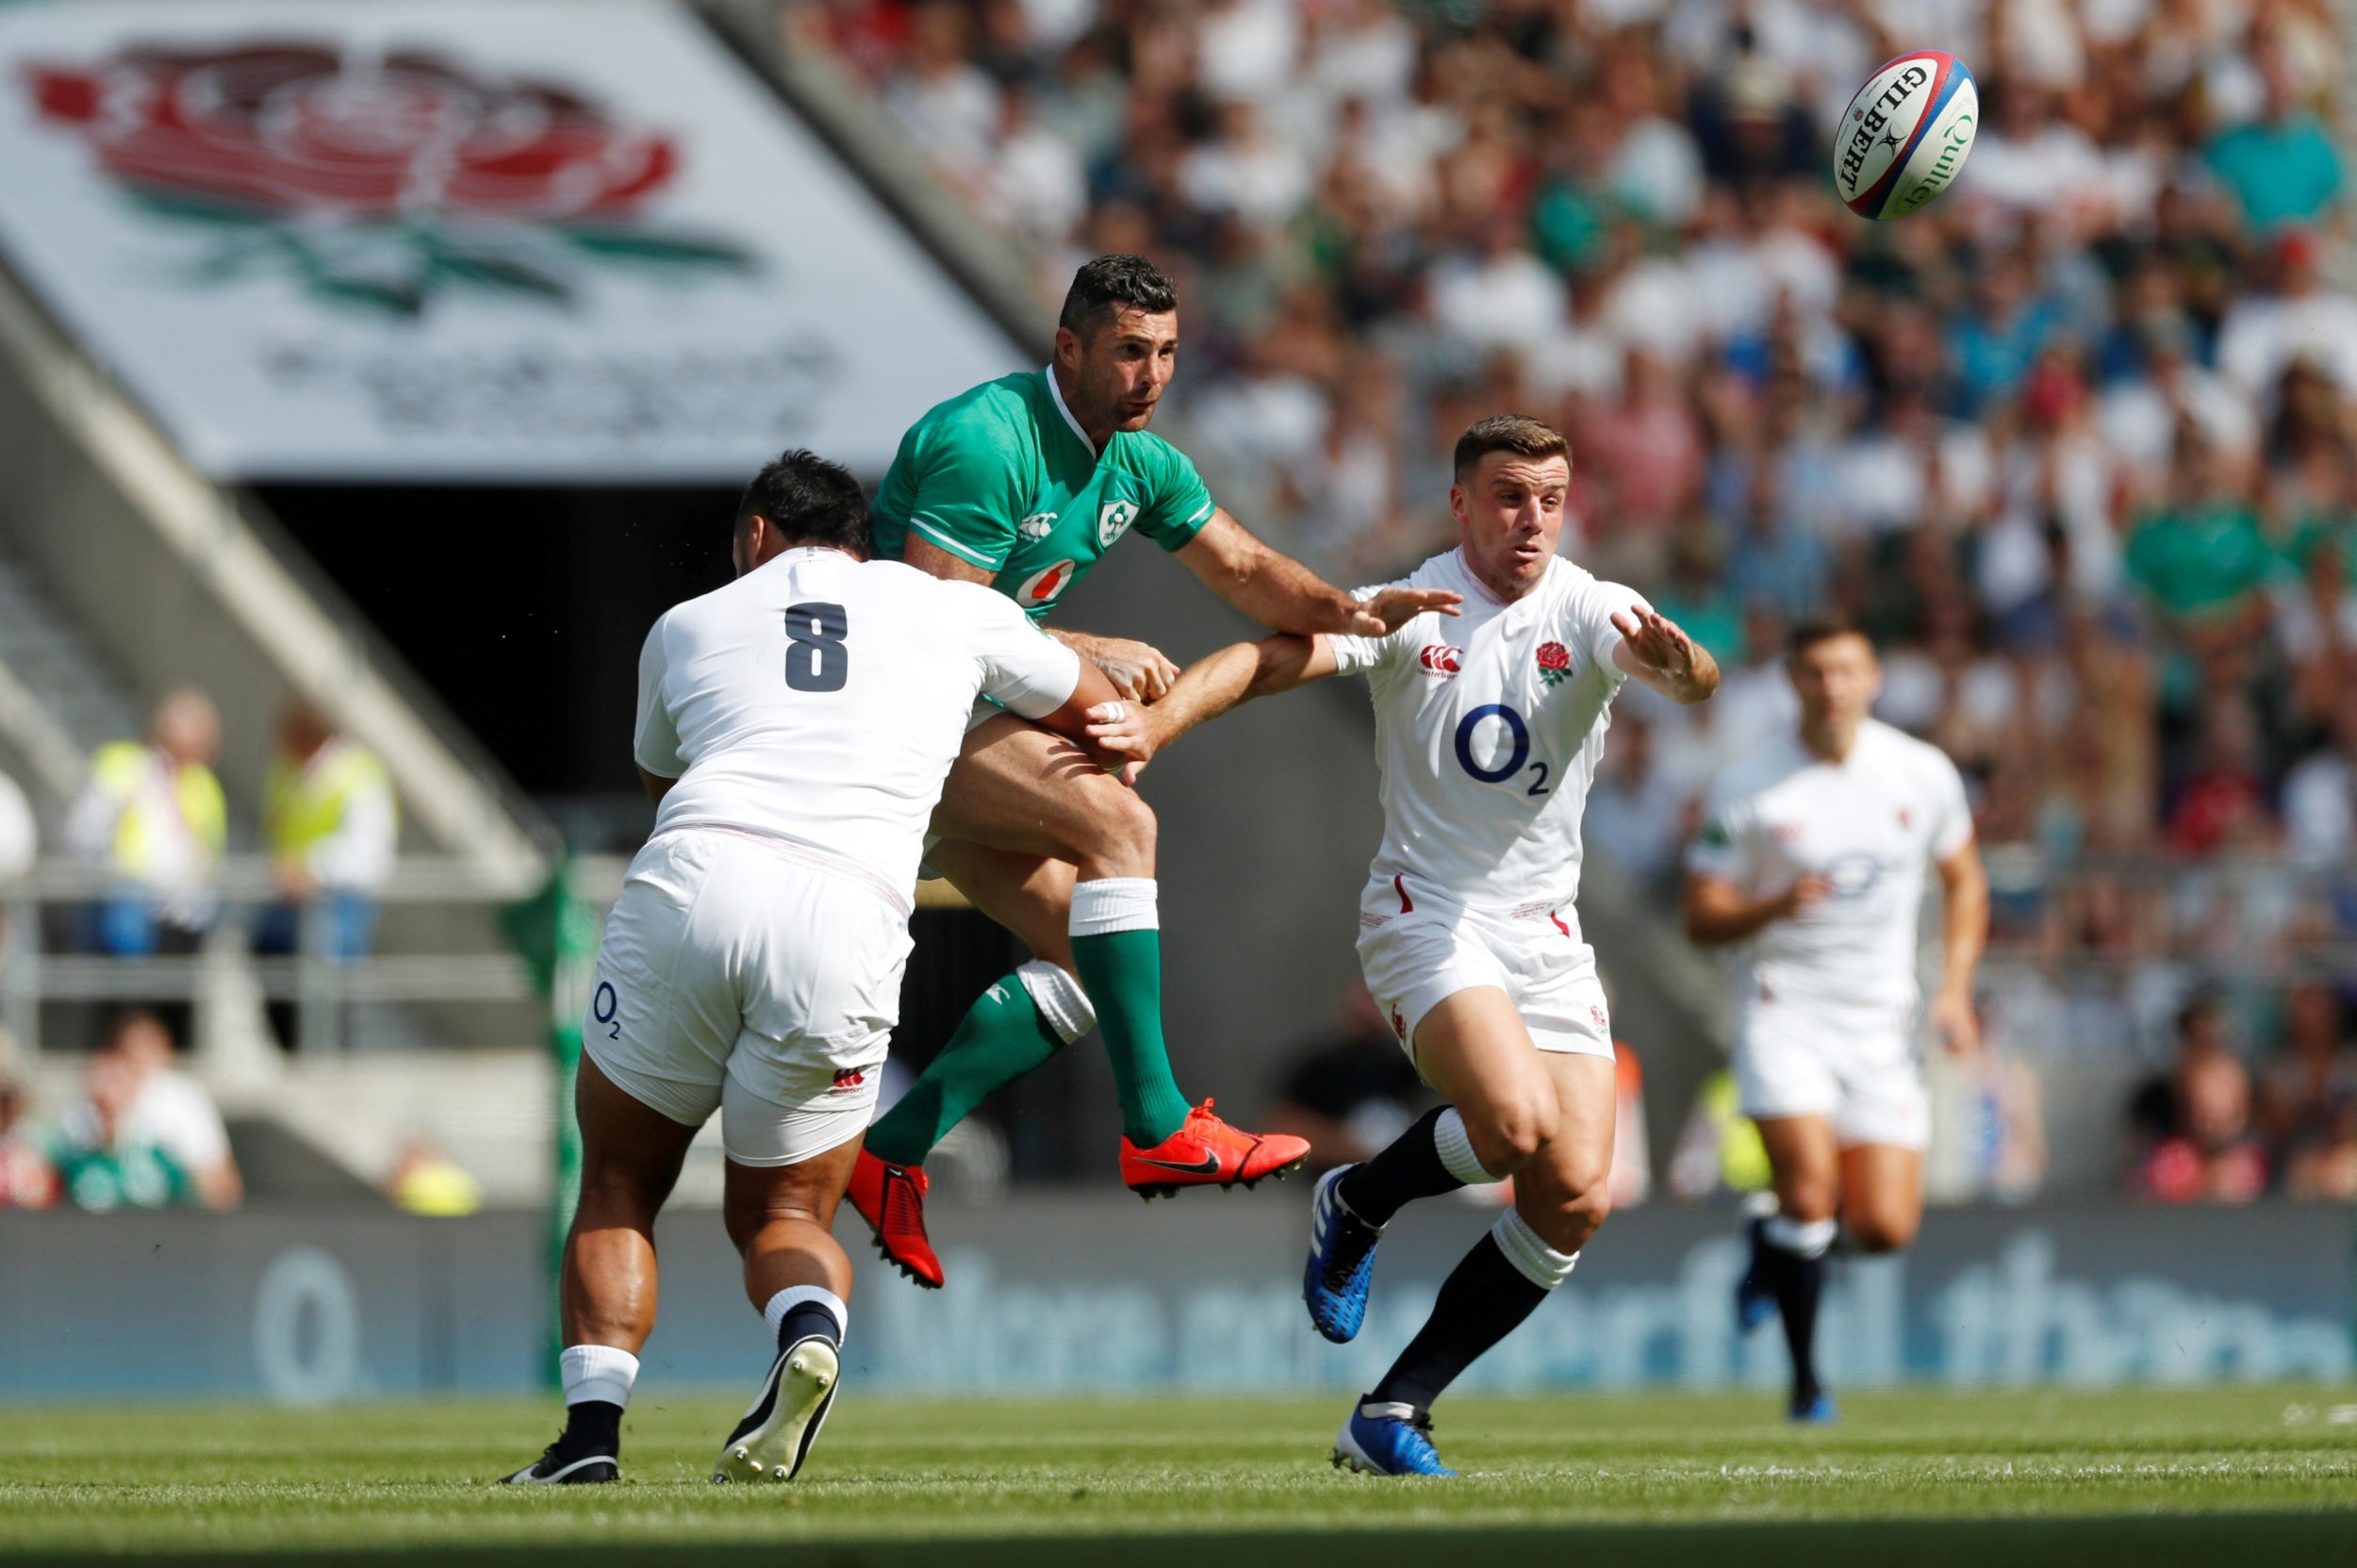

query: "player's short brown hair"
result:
(1452, 415), (1570, 480)
(1787, 616), (1874, 660)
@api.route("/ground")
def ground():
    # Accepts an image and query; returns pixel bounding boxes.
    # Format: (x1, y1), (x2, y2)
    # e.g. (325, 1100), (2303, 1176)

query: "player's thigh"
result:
(1411, 987), (1558, 1171)
(930, 713), (1148, 863)
(584, 834), (737, 1137)
(1514, 1050), (1619, 1247)
(1754, 1114), (1842, 1222)
(720, 1126), (865, 1253)
(926, 838), (1077, 969)
(1838, 1142), (1923, 1253)
(575, 1050), (701, 1208)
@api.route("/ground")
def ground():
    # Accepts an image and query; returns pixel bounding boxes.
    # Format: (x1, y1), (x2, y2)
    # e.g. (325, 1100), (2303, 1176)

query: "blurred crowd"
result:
(787, 0), (2357, 1197)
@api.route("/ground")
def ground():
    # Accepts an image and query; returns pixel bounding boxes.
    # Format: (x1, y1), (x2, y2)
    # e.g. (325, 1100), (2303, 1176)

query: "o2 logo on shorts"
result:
(592, 981), (619, 1040)
(1418, 645), (1463, 676)
(829, 1067), (866, 1096)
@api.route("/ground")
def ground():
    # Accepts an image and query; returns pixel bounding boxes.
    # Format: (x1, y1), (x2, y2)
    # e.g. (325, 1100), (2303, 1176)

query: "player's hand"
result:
(1083, 636), (1180, 701)
(1779, 874), (1832, 919)
(1347, 586), (1462, 635)
(1612, 606), (1705, 684)
(1084, 700), (1163, 784)
(1930, 984), (1982, 1057)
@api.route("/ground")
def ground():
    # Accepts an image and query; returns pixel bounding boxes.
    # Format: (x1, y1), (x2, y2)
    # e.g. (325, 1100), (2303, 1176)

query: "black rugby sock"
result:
(561, 1398), (622, 1454)
(1762, 1242), (1827, 1404)
(1368, 1233), (1549, 1411)
(1337, 1106), (1464, 1227)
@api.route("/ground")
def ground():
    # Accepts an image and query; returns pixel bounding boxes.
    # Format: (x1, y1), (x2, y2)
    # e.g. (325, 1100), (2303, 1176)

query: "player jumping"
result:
(503, 452), (1121, 1486)
(848, 254), (1457, 1287)
(1089, 416), (1718, 1475)
(1682, 619), (1987, 1423)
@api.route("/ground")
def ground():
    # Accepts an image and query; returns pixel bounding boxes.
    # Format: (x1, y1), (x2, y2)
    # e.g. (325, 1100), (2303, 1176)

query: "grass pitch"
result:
(4, 1388), (2355, 1565)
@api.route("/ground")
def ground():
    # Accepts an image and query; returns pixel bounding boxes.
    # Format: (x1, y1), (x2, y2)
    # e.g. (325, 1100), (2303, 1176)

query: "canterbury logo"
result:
(1418, 645), (1462, 675)
(829, 1068), (865, 1095)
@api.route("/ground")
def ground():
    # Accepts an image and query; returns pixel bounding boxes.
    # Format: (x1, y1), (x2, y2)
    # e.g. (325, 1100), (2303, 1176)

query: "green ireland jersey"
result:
(872, 369), (1216, 620)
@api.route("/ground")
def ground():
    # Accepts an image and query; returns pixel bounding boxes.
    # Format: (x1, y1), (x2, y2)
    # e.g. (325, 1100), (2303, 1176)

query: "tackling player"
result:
(503, 452), (1120, 1486)
(1682, 619), (1988, 1423)
(1089, 417), (1718, 1475)
(849, 254), (1456, 1287)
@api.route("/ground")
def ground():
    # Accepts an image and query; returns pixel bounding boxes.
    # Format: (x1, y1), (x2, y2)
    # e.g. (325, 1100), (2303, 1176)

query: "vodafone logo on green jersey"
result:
(1017, 559), (1079, 607)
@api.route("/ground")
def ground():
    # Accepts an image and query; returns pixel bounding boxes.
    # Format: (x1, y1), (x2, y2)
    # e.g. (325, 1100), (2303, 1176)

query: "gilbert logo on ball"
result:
(1835, 51), (1978, 221)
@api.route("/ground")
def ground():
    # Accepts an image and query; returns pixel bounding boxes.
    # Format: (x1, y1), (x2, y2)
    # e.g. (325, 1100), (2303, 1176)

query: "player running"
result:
(849, 254), (1457, 1287)
(1088, 416), (1718, 1476)
(503, 452), (1121, 1487)
(1682, 619), (1988, 1423)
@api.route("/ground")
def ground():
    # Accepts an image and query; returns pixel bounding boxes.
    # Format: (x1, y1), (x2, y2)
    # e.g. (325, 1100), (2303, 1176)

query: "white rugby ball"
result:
(1833, 51), (1978, 221)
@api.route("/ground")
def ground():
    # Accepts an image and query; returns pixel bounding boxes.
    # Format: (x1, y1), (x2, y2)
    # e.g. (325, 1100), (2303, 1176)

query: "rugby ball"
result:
(1833, 52), (1978, 221)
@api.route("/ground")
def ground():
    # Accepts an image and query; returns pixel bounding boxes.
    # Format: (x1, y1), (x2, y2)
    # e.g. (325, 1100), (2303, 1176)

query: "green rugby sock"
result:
(1070, 879), (1193, 1147)
(863, 969), (1070, 1167)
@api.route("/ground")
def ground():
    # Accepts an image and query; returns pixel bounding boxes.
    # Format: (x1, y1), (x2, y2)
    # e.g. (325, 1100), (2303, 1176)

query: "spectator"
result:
(1265, 982), (1432, 1175)
(2123, 428), (2274, 640)
(101, 1009), (240, 1210)
(1667, 1068), (1770, 1200)
(0, 1028), (59, 1210)
(386, 1137), (484, 1216)
(62, 689), (224, 960)
(255, 701), (396, 974)
(2205, 44), (2343, 233)
(2260, 982), (2357, 1200)
(2127, 995), (2268, 1203)
(1586, 710), (1688, 887)
(46, 1042), (193, 1212)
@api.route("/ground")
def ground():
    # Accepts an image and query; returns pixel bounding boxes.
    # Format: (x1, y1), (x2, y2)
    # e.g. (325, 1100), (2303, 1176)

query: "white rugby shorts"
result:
(1356, 888), (1615, 1068)
(585, 827), (911, 1166)
(1733, 985), (1929, 1150)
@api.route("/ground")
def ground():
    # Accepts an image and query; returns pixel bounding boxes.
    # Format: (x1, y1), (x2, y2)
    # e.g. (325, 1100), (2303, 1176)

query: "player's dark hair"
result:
(736, 449), (870, 557)
(1787, 617), (1874, 660)
(1059, 254), (1178, 340)
(1452, 414), (1569, 480)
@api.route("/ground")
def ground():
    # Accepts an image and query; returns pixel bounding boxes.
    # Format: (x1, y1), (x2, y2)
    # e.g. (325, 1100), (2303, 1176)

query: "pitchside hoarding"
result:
(0, 1200), (2347, 1400)
(0, 0), (1020, 480)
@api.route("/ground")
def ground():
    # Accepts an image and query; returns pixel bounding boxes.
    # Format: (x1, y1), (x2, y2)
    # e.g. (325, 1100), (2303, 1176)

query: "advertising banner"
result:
(0, 0), (1020, 480)
(1, 1199), (2348, 1400)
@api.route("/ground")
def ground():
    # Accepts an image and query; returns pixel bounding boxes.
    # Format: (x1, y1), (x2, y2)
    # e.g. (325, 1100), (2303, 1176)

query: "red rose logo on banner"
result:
(25, 43), (751, 314)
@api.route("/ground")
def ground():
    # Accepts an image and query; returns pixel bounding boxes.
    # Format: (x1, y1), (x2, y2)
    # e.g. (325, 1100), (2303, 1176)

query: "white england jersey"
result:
(1327, 550), (1647, 931)
(634, 546), (1080, 901)
(1686, 718), (1972, 1012)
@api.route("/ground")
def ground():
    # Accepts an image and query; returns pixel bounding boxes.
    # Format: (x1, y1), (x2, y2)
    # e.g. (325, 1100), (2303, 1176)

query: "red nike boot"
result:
(1119, 1099), (1311, 1200)
(847, 1147), (945, 1289)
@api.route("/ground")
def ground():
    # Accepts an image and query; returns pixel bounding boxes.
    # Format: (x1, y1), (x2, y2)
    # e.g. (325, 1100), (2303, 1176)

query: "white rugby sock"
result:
(1490, 1208), (1581, 1291)
(764, 1284), (849, 1345)
(1433, 1107), (1498, 1185)
(1015, 958), (1096, 1043)
(1762, 1214), (1838, 1259)
(558, 1344), (639, 1410)
(1069, 877), (1158, 936)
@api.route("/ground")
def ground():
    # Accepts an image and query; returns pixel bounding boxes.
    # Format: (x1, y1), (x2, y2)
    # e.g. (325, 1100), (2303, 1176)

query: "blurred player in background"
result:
(1682, 620), (1987, 1423)
(1093, 416), (1717, 1475)
(849, 253), (1456, 1287)
(504, 452), (1120, 1488)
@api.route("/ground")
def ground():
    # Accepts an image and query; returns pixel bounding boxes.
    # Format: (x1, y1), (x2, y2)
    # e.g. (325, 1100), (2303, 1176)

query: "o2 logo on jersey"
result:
(1017, 510), (1058, 542)
(1017, 558), (1079, 606)
(1418, 645), (1463, 676)
(1454, 703), (1551, 796)
(1096, 498), (1138, 549)
(1822, 850), (1884, 899)
(1536, 640), (1573, 688)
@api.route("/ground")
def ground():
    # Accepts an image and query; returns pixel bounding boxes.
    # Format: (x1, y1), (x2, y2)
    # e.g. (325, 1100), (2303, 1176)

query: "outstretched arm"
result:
(1611, 605), (1719, 703)
(1086, 634), (1339, 775)
(1178, 511), (1460, 635)
(1927, 839), (1988, 1055)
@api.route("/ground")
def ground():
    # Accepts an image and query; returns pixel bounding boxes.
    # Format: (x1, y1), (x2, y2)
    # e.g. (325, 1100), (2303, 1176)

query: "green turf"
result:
(4, 1388), (2356, 1564)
